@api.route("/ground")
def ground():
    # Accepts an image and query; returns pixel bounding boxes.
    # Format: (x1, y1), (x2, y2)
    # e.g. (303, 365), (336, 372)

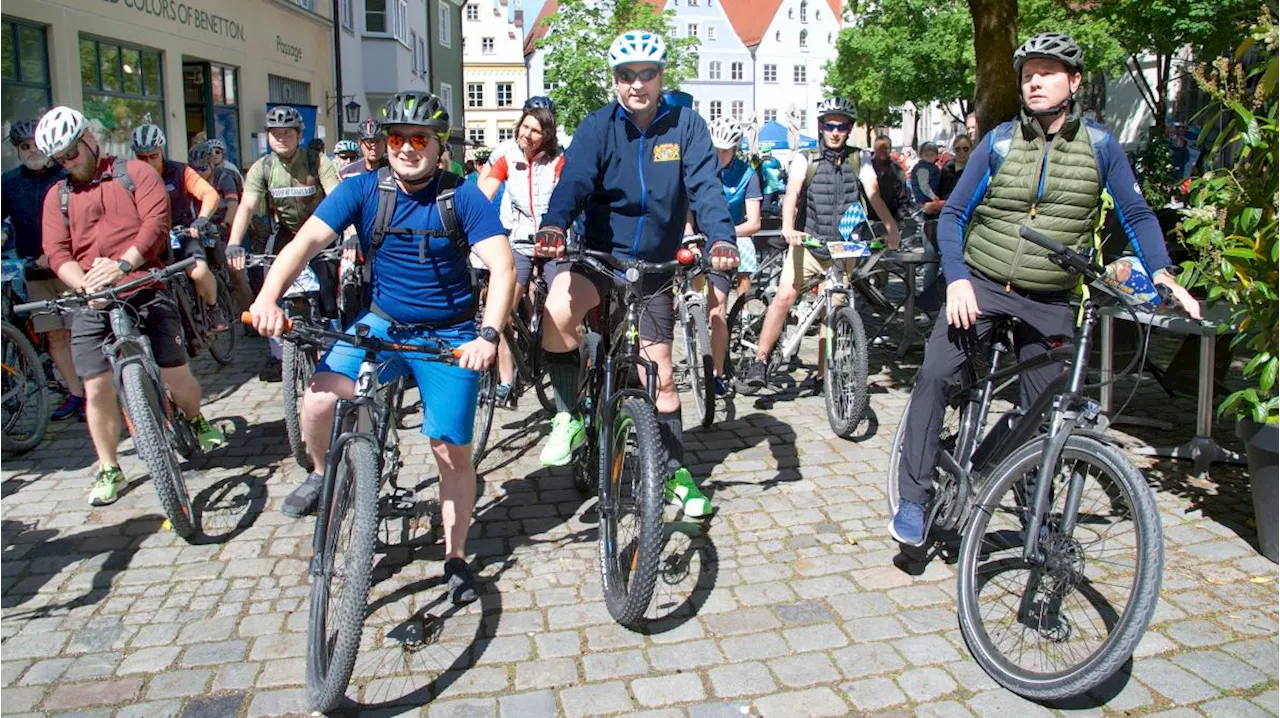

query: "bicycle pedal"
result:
(383, 488), (417, 515)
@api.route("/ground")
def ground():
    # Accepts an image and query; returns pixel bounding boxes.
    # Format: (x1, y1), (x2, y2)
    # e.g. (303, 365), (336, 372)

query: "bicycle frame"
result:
(776, 260), (853, 363)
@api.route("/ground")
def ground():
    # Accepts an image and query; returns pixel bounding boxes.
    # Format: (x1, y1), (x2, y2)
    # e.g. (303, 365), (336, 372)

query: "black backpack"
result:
(366, 166), (474, 301)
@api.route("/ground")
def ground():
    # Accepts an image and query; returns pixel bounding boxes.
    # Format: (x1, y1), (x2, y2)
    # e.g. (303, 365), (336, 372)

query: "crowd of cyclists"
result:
(2, 28), (1199, 608)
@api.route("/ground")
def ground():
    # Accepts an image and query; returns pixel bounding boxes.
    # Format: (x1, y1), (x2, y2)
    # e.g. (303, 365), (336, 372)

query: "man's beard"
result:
(22, 154), (52, 171)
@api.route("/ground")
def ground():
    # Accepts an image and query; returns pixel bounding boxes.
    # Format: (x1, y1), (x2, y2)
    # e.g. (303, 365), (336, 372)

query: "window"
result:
(410, 30), (419, 73)
(438, 3), (452, 47)
(482, 37), (495, 54)
(417, 36), (426, 75)
(730, 62), (743, 80)
(793, 64), (806, 83)
(688, 0), (698, 4)
(708, 61), (721, 80)
(731, 100), (743, 120)
(290, 0), (315, 10)
(763, 109), (777, 123)
(543, 80), (553, 93)
(498, 126), (514, 142)
(79, 36), (164, 159)
(2, 20), (52, 171)
(365, 0), (387, 33)
(468, 126), (486, 145)
(340, 0), (354, 31)
(798, 110), (807, 126)
(440, 82), (455, 122)
(687, 23), (698, 38)
(268, 74), (310, 104)
(800, 30), (808, 49)
(467, 82), (485, 108)
(707, 26), (716, 41)
(693, 100), (700, 114)
(800, 0), (808, 22)
(763, 64), (777, 83)
(496, 82), (513, 108)
(709, 100), (722, 120)
(466, 4), (479, 20)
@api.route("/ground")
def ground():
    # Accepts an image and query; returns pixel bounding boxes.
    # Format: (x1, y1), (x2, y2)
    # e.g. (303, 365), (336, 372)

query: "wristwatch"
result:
(117, 258), (133, 274)
(479, 326), (500, 345)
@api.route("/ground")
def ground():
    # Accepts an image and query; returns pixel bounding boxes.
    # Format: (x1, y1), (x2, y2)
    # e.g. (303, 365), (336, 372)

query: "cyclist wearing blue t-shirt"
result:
(248, 91), (515, 604)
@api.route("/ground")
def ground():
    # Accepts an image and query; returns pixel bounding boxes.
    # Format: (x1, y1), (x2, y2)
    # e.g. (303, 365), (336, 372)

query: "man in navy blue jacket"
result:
(533, 30), (739, 518)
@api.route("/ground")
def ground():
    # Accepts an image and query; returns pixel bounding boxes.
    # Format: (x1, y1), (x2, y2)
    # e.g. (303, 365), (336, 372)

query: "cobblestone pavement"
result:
(2, 332), (1277, 718)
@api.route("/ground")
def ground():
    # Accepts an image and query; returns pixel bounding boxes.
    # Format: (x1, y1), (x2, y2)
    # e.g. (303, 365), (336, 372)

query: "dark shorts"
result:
(544, 259), (676, 343)
(72, 290), (188, 378)
(708, 271), (734, 296)
(514, 252), (534, 289)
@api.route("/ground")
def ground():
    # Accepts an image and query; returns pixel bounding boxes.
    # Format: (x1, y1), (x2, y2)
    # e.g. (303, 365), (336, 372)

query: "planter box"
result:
(1238, 418), (1279, 563)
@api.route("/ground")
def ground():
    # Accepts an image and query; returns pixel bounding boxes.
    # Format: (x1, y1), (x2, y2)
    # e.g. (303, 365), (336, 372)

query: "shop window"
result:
(2, 19), (52, 171)
(80, 36), (164, 159)
(496, 83), (513, 108)
(366, 0), (387, 33)
(268, 74), (311, 105)
(184, 62), (241, 166)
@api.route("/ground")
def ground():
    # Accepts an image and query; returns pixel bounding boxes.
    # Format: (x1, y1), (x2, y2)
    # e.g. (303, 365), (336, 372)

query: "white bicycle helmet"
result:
(130, 124), (167, 153)
(35, 106), (87, 157)
(707, 117), (743, 150)
(333, 139), (359, 155)
(816, 97), (856, 122)
(608, 31), (667, 68)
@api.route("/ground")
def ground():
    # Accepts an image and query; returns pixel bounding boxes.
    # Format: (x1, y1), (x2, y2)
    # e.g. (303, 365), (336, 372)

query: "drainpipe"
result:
(426, 0), (436, 89)
(332, 0), (345, 138)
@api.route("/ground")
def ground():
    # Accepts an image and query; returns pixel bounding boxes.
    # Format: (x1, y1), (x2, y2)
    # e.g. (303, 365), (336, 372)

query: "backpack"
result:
(58, 157), (136, 227)
(366, 166), (474, 303)
(260, 148), (325, 220)
(796, 147), (862, 231)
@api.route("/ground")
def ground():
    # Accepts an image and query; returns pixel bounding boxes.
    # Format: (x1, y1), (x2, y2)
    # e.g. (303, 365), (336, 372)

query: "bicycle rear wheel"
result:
(956, 434), (1162, 700)
(727, 291), (773, 395)
(306, 436), (379, 713)
(824, 306), (868, 438)
(1, 321), (49, 454)
(472, 365), (497, 467)
(206, 275), (237, 366)
(120, 362), (196, 540)
(680, 300), (715, 428)
(598, 397), (665, 628)
(283, 342), (316, 471)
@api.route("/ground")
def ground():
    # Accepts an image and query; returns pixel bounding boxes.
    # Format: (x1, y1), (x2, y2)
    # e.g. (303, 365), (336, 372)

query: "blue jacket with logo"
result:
(542, 100), (736, 261)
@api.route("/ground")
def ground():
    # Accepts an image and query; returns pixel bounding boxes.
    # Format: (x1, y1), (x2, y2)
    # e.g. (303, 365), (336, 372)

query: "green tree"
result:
(537, 0), (699, 132)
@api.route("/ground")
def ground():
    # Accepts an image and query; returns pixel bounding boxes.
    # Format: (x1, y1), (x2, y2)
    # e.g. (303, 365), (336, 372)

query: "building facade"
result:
(2, 0), (337, 171)
(336, 0), (431, 143)
(667, 0), (753, 124)
(461, 0), (525, 157)
(742, 0), (843, 134)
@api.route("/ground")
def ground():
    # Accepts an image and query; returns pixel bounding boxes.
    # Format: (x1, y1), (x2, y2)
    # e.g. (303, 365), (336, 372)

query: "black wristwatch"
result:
(479, 326), (500, 345)
(117, 258), (133, 274)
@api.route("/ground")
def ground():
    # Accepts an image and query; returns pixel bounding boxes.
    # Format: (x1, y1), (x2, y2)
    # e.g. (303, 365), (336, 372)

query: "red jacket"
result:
(42, 156), (171, 285)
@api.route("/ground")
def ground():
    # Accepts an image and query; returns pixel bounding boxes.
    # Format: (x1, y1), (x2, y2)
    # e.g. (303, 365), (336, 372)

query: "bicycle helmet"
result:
(816, 97), (856, 122)
(356, 117), (383, 140)
(708, 117), (743, 150)
(524, 95), (556, 115)
(35, 106), (88, 157)
(663, 90), (695, 109)
(130, 124), (167, 153)
(206, 138), (227, 153)
(188, 142), (213, 166)
(608, 30), (667, 68)
(265, 105), (304, 130)
(334, 139), (359, 155)
(378, 91), (450, 137)
(8, 119), (38, 147)
(1014, 33), (1084, 74)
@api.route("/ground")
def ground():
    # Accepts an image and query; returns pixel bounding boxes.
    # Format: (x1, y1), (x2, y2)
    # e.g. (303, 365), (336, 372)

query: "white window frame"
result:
(395, 0), (409, 45)
(793, 64), (806, 83)
(706, 25), (716, 41)
(798, 110), (807, 126)
(410, 30), (419, 72)
(467, 82), (484, 108)
(731, 100), (743, 120)
(731, 61), (743, 80)
(438, 2), (452, 48)
(340, 0), (353, 31)
(800, 29), (808, 50)
(468, 126), (486, 145)
(465, 3), (479, 20)
(763, 64), (777, 83)
(417, 36), (426, 76)
(498, 126), (515, 142)
(365, 0), (388, 34)
(481, 37), (495, 55)
(800, 0), (808, 22)
(709, 100), (722, 120)
(687, 23), (698, 39)
(440, 82), (455, 123)
(496, 82), (514, 108)
(763, 109), (777, 123)
(708, 61), (721, 80)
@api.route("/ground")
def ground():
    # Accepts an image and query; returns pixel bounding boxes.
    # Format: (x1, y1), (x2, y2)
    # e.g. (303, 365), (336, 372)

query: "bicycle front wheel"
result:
(956, 434), (1162, 700)
(598, 397), (665, 628)
(206, 275), (237, 366)
(472, 366), (497, 467)
(824, 306), (868, 438)
(120, 362), (195, 539)
(306, 436), (379, 713)
(680, 300), (715, 428)
(283, 342), (316, 471)
(727, 290), (771, 395)
(1, 321), (49, 454)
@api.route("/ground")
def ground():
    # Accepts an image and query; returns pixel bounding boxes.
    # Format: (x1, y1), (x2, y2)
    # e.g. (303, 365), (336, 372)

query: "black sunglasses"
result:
(614, 67), (661, 84)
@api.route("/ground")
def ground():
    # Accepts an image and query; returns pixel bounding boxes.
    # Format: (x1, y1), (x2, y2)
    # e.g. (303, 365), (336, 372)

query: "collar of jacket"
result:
(1019, 106), (1083, 142)
(819, 144), (855, 165)
(613, 99), (672, 134)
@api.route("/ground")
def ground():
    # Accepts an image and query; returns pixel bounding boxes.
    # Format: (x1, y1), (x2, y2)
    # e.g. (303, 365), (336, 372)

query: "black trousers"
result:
(897, 272), (1074, 505)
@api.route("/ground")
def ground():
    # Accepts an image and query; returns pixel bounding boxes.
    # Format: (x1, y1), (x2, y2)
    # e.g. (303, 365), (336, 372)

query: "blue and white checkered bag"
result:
(837, 202), (868, 241)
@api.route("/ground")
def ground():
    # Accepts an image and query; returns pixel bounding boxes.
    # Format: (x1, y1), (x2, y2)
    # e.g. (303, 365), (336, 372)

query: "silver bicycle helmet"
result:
(333, 139), (359, 155)
(356, 117), (383, 140)
(265, 106), (305, 130)
(379, 91), (450, 137)
(130, 124), (167, 153)
(816, 97), (856, 122)
(8, 120), (38, 147)
(524, 95), (557, 115)
(1014, 33), (1084, 74)
(188, 142), (213, 166)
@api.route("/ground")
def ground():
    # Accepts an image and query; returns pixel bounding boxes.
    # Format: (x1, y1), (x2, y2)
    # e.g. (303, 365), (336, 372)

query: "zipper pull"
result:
(1005, 282), (1013, 293)
(1029, 205), (1039, 219)
(419, 237), (426, 263)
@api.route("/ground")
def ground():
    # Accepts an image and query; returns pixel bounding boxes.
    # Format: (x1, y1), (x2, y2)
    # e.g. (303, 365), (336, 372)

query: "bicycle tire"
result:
(681, 300), (715, 428)
(956, 434), (1162, 700)
(726, 291), (773, 395)
(885, 387), (983, 516)
(472, 365), (497, 467)
(283, 342), (316, 471)
(120, 362), (195, 540)
(306, 437), (379, 713)
(206, 275), (237, 366)
(598, 396), (665, 627)
(1, 321), (49, 454)
(855, 260), (907, 313)
(824, 306), (868, 438)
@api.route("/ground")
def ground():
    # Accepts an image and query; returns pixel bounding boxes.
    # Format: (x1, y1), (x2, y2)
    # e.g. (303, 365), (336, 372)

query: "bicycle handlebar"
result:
(13, 257), (197, 315)
(570, 247), (696, 279)
(238, 312), (462, 361)
(1018, 226), (1173, 310)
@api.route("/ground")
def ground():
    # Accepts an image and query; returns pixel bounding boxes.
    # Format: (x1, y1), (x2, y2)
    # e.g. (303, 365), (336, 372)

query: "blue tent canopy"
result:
(750, 120), (817, 150)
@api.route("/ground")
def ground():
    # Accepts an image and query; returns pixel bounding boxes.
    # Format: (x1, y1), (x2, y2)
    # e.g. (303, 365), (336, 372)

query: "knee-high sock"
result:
(546, 349), (580, 414)
(657, 409), (683, 473)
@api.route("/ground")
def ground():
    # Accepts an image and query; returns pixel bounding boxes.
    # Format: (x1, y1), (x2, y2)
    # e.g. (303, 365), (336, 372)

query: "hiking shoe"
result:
(52, 394), (85, 421)
(889, 499), (927, 546)
(207, 303), (229, 332)
(260, 360), (283, 383)
(190, 414), (227, 452)
(744, 359), (768, 388)
(665, 467), (714, 518)
(282, 472), (323, 518)
(714, 376), (730, 397)
(495, 382), (513, 408)
(539, 412), (585, 467)
(444, 557), (479, 605)
(88, 465), (127, 507)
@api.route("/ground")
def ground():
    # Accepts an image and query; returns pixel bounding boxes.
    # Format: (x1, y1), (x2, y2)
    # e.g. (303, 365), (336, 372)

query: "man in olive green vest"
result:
(889, 33), (1201, 547)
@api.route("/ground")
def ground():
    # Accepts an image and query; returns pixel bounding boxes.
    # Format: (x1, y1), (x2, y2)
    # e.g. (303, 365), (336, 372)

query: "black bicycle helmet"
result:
(8, 119), (38, 147)
(189, 142), (213, 165)
(265, 105), (304, 130)
(1014, 33), (1085, 74)
(379, 92), (450, 135)
(356, 117), (383, 140)
(524, 95), (556, 115)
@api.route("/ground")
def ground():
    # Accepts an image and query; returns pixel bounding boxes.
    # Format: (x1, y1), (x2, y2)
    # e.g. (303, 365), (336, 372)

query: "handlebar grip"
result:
(452, 349), (464, 359)
(240, 310), (293, 333)
(1017, 226), (1068, 256)
(13, 300), (49, 315)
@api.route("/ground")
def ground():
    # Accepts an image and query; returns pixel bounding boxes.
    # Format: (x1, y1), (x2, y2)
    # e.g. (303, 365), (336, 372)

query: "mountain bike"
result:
(885, 227), (1168, 700)
(1, 259), (50, 453)
(16, 259), (205, 540)
(247, 313), (463, 713)
(498, 251), (554, 413)
(675, 234), (715, 428)
(169, 226), (237, 366)
(566, 245), (701, 628)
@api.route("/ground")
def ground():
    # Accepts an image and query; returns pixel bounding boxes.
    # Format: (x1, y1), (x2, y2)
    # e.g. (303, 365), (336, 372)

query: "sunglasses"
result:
(822, 121), (852, 132)
(53, 140), (83, 165)
(386, 131), (437, 152)
(614, 67), (661, 84)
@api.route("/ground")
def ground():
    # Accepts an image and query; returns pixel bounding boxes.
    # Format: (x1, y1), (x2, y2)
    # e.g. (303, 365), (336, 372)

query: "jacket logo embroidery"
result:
(653, 143), (680, 162)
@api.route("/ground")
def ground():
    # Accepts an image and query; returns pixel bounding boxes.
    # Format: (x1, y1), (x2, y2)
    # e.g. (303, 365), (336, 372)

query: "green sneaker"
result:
(190, 414), (227, 453)
(88, 465), (127, 507)
(539, 412), (585, 467)
(666, 468), (713, 518)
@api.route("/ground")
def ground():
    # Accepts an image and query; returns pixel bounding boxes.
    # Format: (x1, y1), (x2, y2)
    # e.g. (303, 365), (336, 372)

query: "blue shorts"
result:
(316, 310), (480, 445)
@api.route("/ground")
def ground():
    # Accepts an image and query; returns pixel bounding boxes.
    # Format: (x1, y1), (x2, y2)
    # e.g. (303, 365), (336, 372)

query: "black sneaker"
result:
(282, 472), (323, 518)
(443, 557), (478, 605)
(260, 360), (283, 383)
(744, 359), (768, 388)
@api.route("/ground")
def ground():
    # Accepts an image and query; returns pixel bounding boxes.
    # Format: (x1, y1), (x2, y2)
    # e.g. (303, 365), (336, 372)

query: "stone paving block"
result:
(1132, 657), (1221, 704)
(1165, 619), (1232, 648)
(1223, 638), (1280, 677)
(559, 681), (634, 718)
(212, 662), (260, 692)
(63, 652), (124, 681)
(782, 622), (849, 652)
(43, 677), (143, 710)
(769, 652), (842, 688)
(19, 657), (73, 685)
(116, 647), (181, 675)
(498, 690), (558, 718)
(752, 687), (849, 717)
(915, 701), (976, 718)
(146, 668), (212, 698)
(583, 649), (649, 681)
(514, 657), (577, 690)
(1084, 669), (1152, 711)
(180, 640), (249, 667)
(1200, 697), (1273, 718)
(245, 687), (305, 718)
(256, 657), (306, 687)
(1170, 650), (1267, 690)
(893, 634), (962, 666)
(427, 698), (498, 718)
(472, 636), (533, 665)
(826, 592), (896, 620)
(117, 699), (182, 718)
(632, 672), (707, 706)
(175, 616), (238, 645)
(247, 633), (304, 661)
(842, 676), (907, 711)
(648, 639), (724, 671)
(844, 615), (907, 642)
(894, 667), (957, 703)
(718, 631), (790, 663)
(2, 632), (70, 659)
(532, 631), (581, 659)
(965, 689), (1055, 717)
(0, 686), (44, 712)
(1252, 690), (1279, 715)
(707, 661), (777, 698)
(832, 642), (906, 679)
(702, 607), (780, 636)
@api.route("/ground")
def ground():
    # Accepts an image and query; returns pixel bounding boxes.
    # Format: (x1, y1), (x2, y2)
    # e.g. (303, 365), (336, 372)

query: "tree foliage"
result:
(537, 0), (700, 132)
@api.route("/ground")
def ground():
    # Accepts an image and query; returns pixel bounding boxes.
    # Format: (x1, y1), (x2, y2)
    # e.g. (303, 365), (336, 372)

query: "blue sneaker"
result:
(889, 500), (927, 546)
(714, 376), (730, 397)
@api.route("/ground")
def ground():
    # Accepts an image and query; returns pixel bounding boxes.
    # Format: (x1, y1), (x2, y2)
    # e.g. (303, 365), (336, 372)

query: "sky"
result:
(523, 0), (546, 37)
